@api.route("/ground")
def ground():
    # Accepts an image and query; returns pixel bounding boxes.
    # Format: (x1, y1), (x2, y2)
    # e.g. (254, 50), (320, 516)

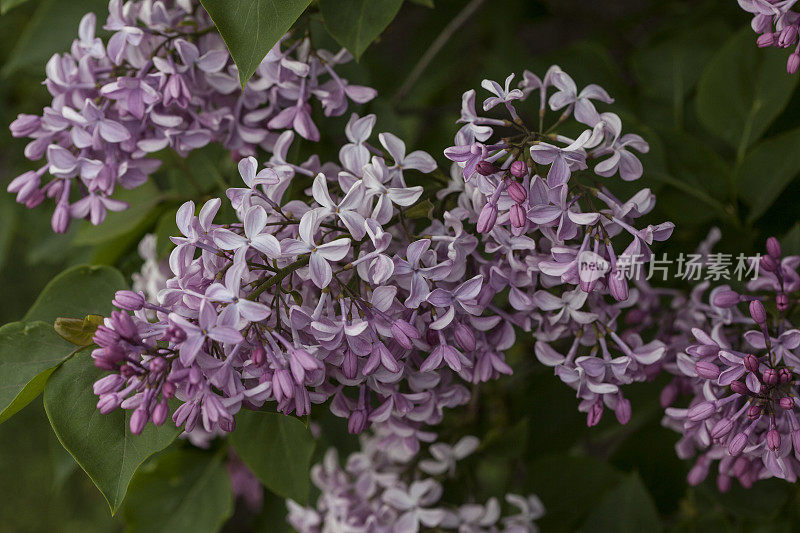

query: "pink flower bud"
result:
(454, 322), (476, 352)
(711, 418), (734, 439)
(729, 432), (748, 456)
(760, 254), (777, 272)
(730, 380), (749, 395)
(788, 53), (800, 74)
(717, 474), (732, 493)
(251, 345), (266, 366)
(780, 367), (793, 383)
(587, 400), (604, 427)
(744, 354), (759, 374)
(779, 25), (798, 48)
(757, 32), (776, 47)
(609, 271), (629, 302)
(510, 160), (528, 178)
(614, 397), (631, 425)
(688, 401), (716, 422)
(152, 400), (168, 426)
(763, 368), (778, 385)
(130, 408), (148, 435)
(506, 180), (528, 203)
(767, 429), (781, 451)
(695, 361), (720, 380)
(766, 236), (782, 259)
(747, 404), (763, 420)
(777, 293), (789, 312)
(476, 202), (498, 233)
(712, 289), (740, 308)
(749, 300), (767, 324)
(162, 381), (176, 399)
(509, 203), (526, 228)
(780, 397), (795, 410)
(113, 290), (145, 310)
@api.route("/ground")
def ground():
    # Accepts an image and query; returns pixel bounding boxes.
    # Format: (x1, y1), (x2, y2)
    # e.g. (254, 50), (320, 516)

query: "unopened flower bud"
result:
(130, 408), (148, 435)
(506, 180), (528, 203)
(763, 368), (778, 385)
(162, 380), (176, 399)
(509, 203), (526, 228)
(779, 25), (798, 47)
(777, 293), (789, 312)
(97, 393), (121, 415)
(747, 404), (763, 420)
(688, 401), (716, 422)
(251, 345), (266, 366)
(780, 397), (795, 410)
(729, 432), (748, 456)
(587, 400), (604, 427)
(744, 354), (759, 374)
(120, 364), (136, 378)
(476, 202), (498, 233)
(510, 160), (528, 178)
(476, 161), (498, 176)
(766, 236), (782, 259)
(760, 254), (777, 272)
(767, 429), (781, 451)
(113, 290), (145, 311)
(110, 310), (137, 339)
(614, 397), (631, 425)
(712, 289), (740, 308)
(347, 410), (367, 434)
(749, 300), (767, 324)
(758, 32), (776, 47)
(695, 361), (720, 380)
(152, 400), (168, 426)
(717, 474), (732, 493)
(730, 380), (749, 395)
(711, 417), (734, 439)
(780, 368), (793, 383)
(609, 271), (629, 302)
(788, 53), (800, 74)
(454, 322), (476, 352)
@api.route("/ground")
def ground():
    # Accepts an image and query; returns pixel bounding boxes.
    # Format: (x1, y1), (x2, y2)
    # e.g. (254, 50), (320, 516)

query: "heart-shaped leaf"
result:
(44, 353), (180, 514)
(0, 321), (76, 424)
(319, 0), (404, 60)
(199, 0), (313, 87)
(230, 410), (315, 504)
(54, 315), (105, 346)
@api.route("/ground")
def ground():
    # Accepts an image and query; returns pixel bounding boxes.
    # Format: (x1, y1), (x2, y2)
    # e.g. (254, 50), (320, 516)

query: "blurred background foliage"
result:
(3, 0), (800, 530)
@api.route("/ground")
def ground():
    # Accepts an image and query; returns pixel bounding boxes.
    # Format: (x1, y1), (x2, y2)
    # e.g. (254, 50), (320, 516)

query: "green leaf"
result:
(735, 128), (800, 223)
(54, 315), (104, 346)
(696, 27), (799, 155)
(579, 472), (663, 533)
(44, 353), (180, 514)
(199, 0), (313, 87)
(123, 449), (234, 532)
(319, 0), (403, 60)
(2, 0), (110, 75)
(230, 410), (315, 504)
(0, 0), (32, 15)
(74, 181), (164, 246)
(407, 0), (433, 6)
(24, 264), (126, 324)
(0, 322), (76, 424)
(404, 199), (434, 219)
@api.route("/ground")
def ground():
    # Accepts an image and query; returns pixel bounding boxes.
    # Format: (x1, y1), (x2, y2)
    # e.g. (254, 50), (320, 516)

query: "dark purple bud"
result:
(760, 254), (777, 272)
(476, 161), (498, 176)
(730, 380), (749, 395)
(766, 236), (782, 259)
(476, 202), (498, 234)
(130, 408), (148, 435)
(688, 401), (716, 422)
(509, 203), (526, 228)
(777, 293), (789, 312)
(744, 354), (759, 374)
(729, 432), (748, 456)
(219, 417), (235, 432)
(767, 429), (781, 451)
(711, 418), (734, 439)
(695, 361), (720, 380)
(789, 53), (800, 74)
(780, 368), (793, 383)
(510, 160), (528, 178)
(780, 397), (795, 410)
(712, 289), (740, 308)
(614, 397), (631, 425)
(148, 357), (166, 374)
(112, 290), (145, 311)
(506, 180), (527, 203)
(747, 404), (763, 420)
(749, 300), (767, 324)
(120, 364), (136, 378)
(763, 368), (778, 385)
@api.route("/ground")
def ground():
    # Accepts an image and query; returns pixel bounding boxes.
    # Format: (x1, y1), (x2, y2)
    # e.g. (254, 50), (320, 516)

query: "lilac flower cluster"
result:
(286, 428), (544, 532)
(8, 0), (375, 233)
(739, 0), (800, 73)
(663, 237), (800, 490)
(444, 67), (673, 425)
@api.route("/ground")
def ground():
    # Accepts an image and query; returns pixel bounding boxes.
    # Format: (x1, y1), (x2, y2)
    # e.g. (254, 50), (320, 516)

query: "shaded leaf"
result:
(74, 181), (164, 246)
(230, 410), (315, 504)
(579, 472), (663, 533)
(199, 0), (312, 86)
(319, 0), (403, 60)
(0, 322), (75, 424)
(123, 448), (233, 532)
(24, 264), (126, 324)
(736, 128), (800, 223)
(44, 353), (180, 513)
(696, 28), (798, 154)
(0, 0), (33, 15)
